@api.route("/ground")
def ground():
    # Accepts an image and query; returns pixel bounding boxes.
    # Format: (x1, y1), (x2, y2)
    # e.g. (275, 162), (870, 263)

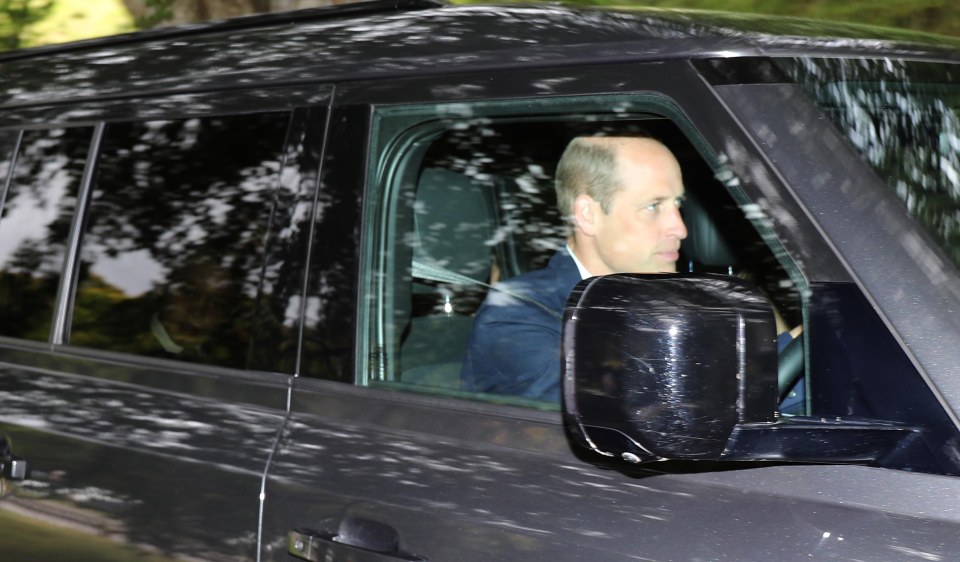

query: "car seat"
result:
(400, 168), (499, 388)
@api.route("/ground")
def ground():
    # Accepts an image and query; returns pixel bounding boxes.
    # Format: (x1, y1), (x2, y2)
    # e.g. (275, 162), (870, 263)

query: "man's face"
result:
(590, 140), (687, 275)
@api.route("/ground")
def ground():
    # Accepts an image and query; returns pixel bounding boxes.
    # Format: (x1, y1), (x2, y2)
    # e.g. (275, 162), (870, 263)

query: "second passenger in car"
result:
(460, 136), (688, 401)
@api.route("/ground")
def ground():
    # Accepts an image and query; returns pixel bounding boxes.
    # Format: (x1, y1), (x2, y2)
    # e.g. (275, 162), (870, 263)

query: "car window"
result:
(361, 97), (804, 409)
(67, 112), (312, 372)
(783, 59), (960, 270)
(0, 127), (93, 341)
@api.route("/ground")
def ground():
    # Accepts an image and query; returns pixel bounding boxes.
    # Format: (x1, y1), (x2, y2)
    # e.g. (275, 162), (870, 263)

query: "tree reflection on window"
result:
(0, 128), (91, 341)
(70, 113), (307, 372)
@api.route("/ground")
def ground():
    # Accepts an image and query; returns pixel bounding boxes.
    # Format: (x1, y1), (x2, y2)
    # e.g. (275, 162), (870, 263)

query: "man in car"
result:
(460, 136), (688, 401)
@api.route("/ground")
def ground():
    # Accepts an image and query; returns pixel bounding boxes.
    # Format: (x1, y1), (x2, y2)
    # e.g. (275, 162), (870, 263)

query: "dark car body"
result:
(1, 1), (960, 560)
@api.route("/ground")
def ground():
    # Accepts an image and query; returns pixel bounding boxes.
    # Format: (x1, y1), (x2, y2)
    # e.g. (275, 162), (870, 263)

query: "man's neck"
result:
(565, 242), (593, 280)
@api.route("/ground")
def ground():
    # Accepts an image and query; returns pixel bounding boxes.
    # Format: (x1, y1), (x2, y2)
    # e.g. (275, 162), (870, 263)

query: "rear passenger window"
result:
(68, 112), (312, 372)
(0, 128), (92, 341)
(362, 98), (804, 409)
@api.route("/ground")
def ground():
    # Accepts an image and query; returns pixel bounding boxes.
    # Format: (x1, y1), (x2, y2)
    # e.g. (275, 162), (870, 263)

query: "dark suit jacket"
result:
(460, 249), (582, 401)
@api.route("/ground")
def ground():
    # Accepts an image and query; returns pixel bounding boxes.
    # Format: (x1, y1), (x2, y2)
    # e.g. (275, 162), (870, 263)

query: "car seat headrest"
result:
(413, 168), (496, 283)
(682, 191), (738, 268)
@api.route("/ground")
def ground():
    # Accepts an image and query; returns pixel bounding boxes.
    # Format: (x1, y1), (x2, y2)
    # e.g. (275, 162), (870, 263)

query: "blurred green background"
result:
(0, 0), (958, 51)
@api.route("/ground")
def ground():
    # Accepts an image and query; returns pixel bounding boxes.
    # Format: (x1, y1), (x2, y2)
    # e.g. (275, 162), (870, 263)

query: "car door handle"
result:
(288, 516), (425, 562)
(1, 436), (29, 480)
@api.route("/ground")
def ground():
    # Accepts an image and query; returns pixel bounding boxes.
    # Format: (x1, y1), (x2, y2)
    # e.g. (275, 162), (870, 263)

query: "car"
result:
(1, 1), (959, 560)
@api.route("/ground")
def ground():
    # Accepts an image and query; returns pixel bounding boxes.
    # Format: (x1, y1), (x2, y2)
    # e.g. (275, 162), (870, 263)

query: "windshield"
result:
(782, 58), (960, 270)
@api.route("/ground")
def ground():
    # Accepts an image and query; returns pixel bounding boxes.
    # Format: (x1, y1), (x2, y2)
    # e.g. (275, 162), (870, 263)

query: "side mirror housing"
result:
(562, 273), (777, 462)
(562, 273), (917, 465)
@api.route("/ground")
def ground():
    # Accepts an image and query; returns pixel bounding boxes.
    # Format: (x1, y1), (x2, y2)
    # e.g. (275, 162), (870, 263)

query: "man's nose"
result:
(668, 206), (687, 240)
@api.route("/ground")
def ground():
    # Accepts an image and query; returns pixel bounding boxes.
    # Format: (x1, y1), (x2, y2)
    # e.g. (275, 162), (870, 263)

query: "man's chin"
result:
(655, 258), (679, 273)
(643, 264), (677, 274)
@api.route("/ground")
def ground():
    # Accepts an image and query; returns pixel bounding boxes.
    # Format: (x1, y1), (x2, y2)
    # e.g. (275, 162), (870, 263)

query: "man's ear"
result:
(572, 194), (600, 237)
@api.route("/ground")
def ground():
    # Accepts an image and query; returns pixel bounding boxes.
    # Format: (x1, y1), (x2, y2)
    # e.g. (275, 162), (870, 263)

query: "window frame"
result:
(358, 92), (809, 408)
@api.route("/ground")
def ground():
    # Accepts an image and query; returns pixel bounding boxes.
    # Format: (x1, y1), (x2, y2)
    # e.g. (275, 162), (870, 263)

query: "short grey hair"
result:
(555, 137), (629, 218)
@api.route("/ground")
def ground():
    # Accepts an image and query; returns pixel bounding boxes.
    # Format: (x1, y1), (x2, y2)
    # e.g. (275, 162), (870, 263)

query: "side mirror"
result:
(562, 273), (917, 465)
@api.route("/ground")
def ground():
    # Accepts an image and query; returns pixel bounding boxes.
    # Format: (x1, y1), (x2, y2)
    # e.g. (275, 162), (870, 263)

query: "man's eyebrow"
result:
(644, 194), (685, 203)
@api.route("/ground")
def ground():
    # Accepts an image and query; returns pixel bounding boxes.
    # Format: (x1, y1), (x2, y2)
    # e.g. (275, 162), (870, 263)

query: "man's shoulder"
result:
(482, 250), (580, 313)
(504, 249), (576, 286)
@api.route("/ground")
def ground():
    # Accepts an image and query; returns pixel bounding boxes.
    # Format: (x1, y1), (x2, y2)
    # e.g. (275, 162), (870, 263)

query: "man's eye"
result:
(644, 202), (660, 212)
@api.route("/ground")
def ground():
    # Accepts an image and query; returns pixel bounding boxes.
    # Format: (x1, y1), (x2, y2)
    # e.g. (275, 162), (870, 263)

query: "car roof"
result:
(1, 0), (958, 109)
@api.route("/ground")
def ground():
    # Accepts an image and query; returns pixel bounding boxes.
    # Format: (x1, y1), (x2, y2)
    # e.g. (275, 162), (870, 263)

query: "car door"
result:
(0, 91), (331, 561)
(261, 59), (960, 562)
